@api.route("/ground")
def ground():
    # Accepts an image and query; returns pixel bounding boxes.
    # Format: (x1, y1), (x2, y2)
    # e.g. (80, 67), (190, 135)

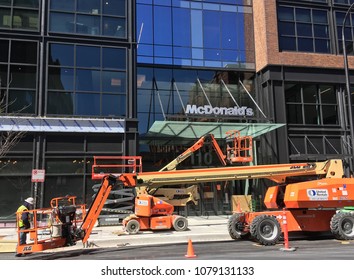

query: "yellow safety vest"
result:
(17, 205), (28, 228)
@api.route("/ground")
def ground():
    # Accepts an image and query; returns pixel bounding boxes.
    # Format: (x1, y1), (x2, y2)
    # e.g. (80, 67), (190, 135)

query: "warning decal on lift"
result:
(307, 189), (329, 200)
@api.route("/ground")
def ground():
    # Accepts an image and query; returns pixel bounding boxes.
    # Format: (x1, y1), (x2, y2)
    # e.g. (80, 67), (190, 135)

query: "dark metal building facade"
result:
(0, 0), (138, 221)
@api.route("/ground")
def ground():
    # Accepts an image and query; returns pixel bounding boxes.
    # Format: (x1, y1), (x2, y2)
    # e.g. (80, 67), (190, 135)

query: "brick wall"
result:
(253, 0), (354, 72)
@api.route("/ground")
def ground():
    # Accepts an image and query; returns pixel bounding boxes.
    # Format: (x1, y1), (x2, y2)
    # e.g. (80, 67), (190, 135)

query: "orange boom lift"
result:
(117, 158), (354, 245)
(16, 175), (116, 255)
(16, 130), (251, 254)
(91, 131), (252, 234)
(95, 146), (354, 245)
(17, 131), (354, 255)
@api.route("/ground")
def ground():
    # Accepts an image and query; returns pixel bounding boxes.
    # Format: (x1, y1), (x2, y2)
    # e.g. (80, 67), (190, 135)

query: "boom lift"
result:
(113, 158), (354, 245)
(91, 131), (252, 213)
(16, 131), (251, 255)
(16, 175), (116, 255)
(157, 130), (253, 172)
(17, 133), (354, 255)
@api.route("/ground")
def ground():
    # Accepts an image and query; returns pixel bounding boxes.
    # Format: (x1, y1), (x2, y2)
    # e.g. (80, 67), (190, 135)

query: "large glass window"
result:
(137, 67), (255, 134)
(278, 5), (330, 53)
(137, 1), (255, 69)
(0, 39), (37, 114)
(0, 0), (39, 30)
(285, 83), (338, 125)
(335, 10), (354, 54)
(49, 0), (127, 38)
(47, 43), (127, 117)
(334, 0), (354, 4)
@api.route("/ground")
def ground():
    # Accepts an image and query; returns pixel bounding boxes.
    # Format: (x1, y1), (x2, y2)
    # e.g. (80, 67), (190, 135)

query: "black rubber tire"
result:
(250, 215), (281, 245)
(173, 216), (188, 231)
(330, 211), (354, 240)
(227, 213), (250, 240)
(125, 219), (140, 234)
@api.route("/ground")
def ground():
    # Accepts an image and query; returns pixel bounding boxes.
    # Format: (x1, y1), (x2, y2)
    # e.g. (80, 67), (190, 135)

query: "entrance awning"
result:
(141, 121), (285, 144)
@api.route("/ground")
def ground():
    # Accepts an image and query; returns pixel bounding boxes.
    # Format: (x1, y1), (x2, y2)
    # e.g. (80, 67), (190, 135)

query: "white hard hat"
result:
(25, 197), (34, 205)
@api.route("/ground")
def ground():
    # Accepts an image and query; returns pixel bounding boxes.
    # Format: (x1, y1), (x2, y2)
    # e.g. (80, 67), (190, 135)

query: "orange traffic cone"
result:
(185, 238), (197, 258)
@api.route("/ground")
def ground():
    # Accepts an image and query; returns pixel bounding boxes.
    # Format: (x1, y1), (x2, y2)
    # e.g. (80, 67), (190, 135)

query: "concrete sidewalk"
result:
(0, 215), (231, 253)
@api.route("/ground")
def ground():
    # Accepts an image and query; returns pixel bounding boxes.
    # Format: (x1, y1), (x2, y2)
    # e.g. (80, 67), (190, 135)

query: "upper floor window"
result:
(49, 0), (126, 38)
(335, 11), (354, 54)
(47, 42), (127, 117)
(137, 1), (255, 69)
(0, 0), (39, 31)
(334, 0), (354, 5)
(285, 84), (338, 125)
(0, 39), (38, 115)
(277, 5), (330, 53)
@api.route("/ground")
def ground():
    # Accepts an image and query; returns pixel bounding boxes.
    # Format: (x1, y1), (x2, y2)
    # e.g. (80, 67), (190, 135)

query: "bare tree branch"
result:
(0, 75), (28, 158)
(0, 130), (27, 158)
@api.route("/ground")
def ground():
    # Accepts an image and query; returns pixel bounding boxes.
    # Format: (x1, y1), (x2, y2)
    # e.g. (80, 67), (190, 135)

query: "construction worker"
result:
(15, 197), (34, 257)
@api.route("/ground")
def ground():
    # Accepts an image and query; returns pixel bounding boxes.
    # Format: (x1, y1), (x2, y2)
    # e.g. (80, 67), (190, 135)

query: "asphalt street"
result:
(1, 215), (354, 260)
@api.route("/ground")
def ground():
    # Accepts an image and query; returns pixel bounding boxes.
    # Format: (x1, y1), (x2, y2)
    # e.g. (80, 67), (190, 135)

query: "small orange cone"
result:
(185, 238), (197, 258)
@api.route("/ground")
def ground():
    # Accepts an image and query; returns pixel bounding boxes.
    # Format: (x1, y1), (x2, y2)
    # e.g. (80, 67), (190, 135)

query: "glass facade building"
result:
(0, 0), (137, 223)
(135, 0), (273, 216)
(136, 0), (354, 216)
(137, 0), (254, 69)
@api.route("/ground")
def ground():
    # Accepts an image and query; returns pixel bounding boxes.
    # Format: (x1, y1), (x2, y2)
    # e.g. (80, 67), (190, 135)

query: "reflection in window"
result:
(204, 10), (220, 49)
(137, 1), (254, 69)
(76, 93), (100, 115)
(137, 67), (255, 133)
(47, 43), (127, 117)
(154, 6), (172, 45)
(102, 48), (126, 69)
(103, 17), (125, 37)
(48, 44), (74, 66)
(49, 0), (126, 38)
(103, 0), (125, 16)
(102, 94), (126, 116)
(76, 46), (100, 67)
(76, 69), (101, 91)
(102, 71), (126, 93)
(278, 6), (330, 53)
(334, 0), (354, 4)
(50, 12), (74, 33)
(77, 0), (100, 14)
(76, 14), (100, 35)
(50, 0), (75, 12)
(48, 68), (74, 91)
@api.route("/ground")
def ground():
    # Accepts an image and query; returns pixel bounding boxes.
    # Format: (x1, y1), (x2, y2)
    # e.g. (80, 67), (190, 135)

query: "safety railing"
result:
(91, 156), (143, 180)
(225, 130), (253, 163)
(16, 197), (86, 253)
